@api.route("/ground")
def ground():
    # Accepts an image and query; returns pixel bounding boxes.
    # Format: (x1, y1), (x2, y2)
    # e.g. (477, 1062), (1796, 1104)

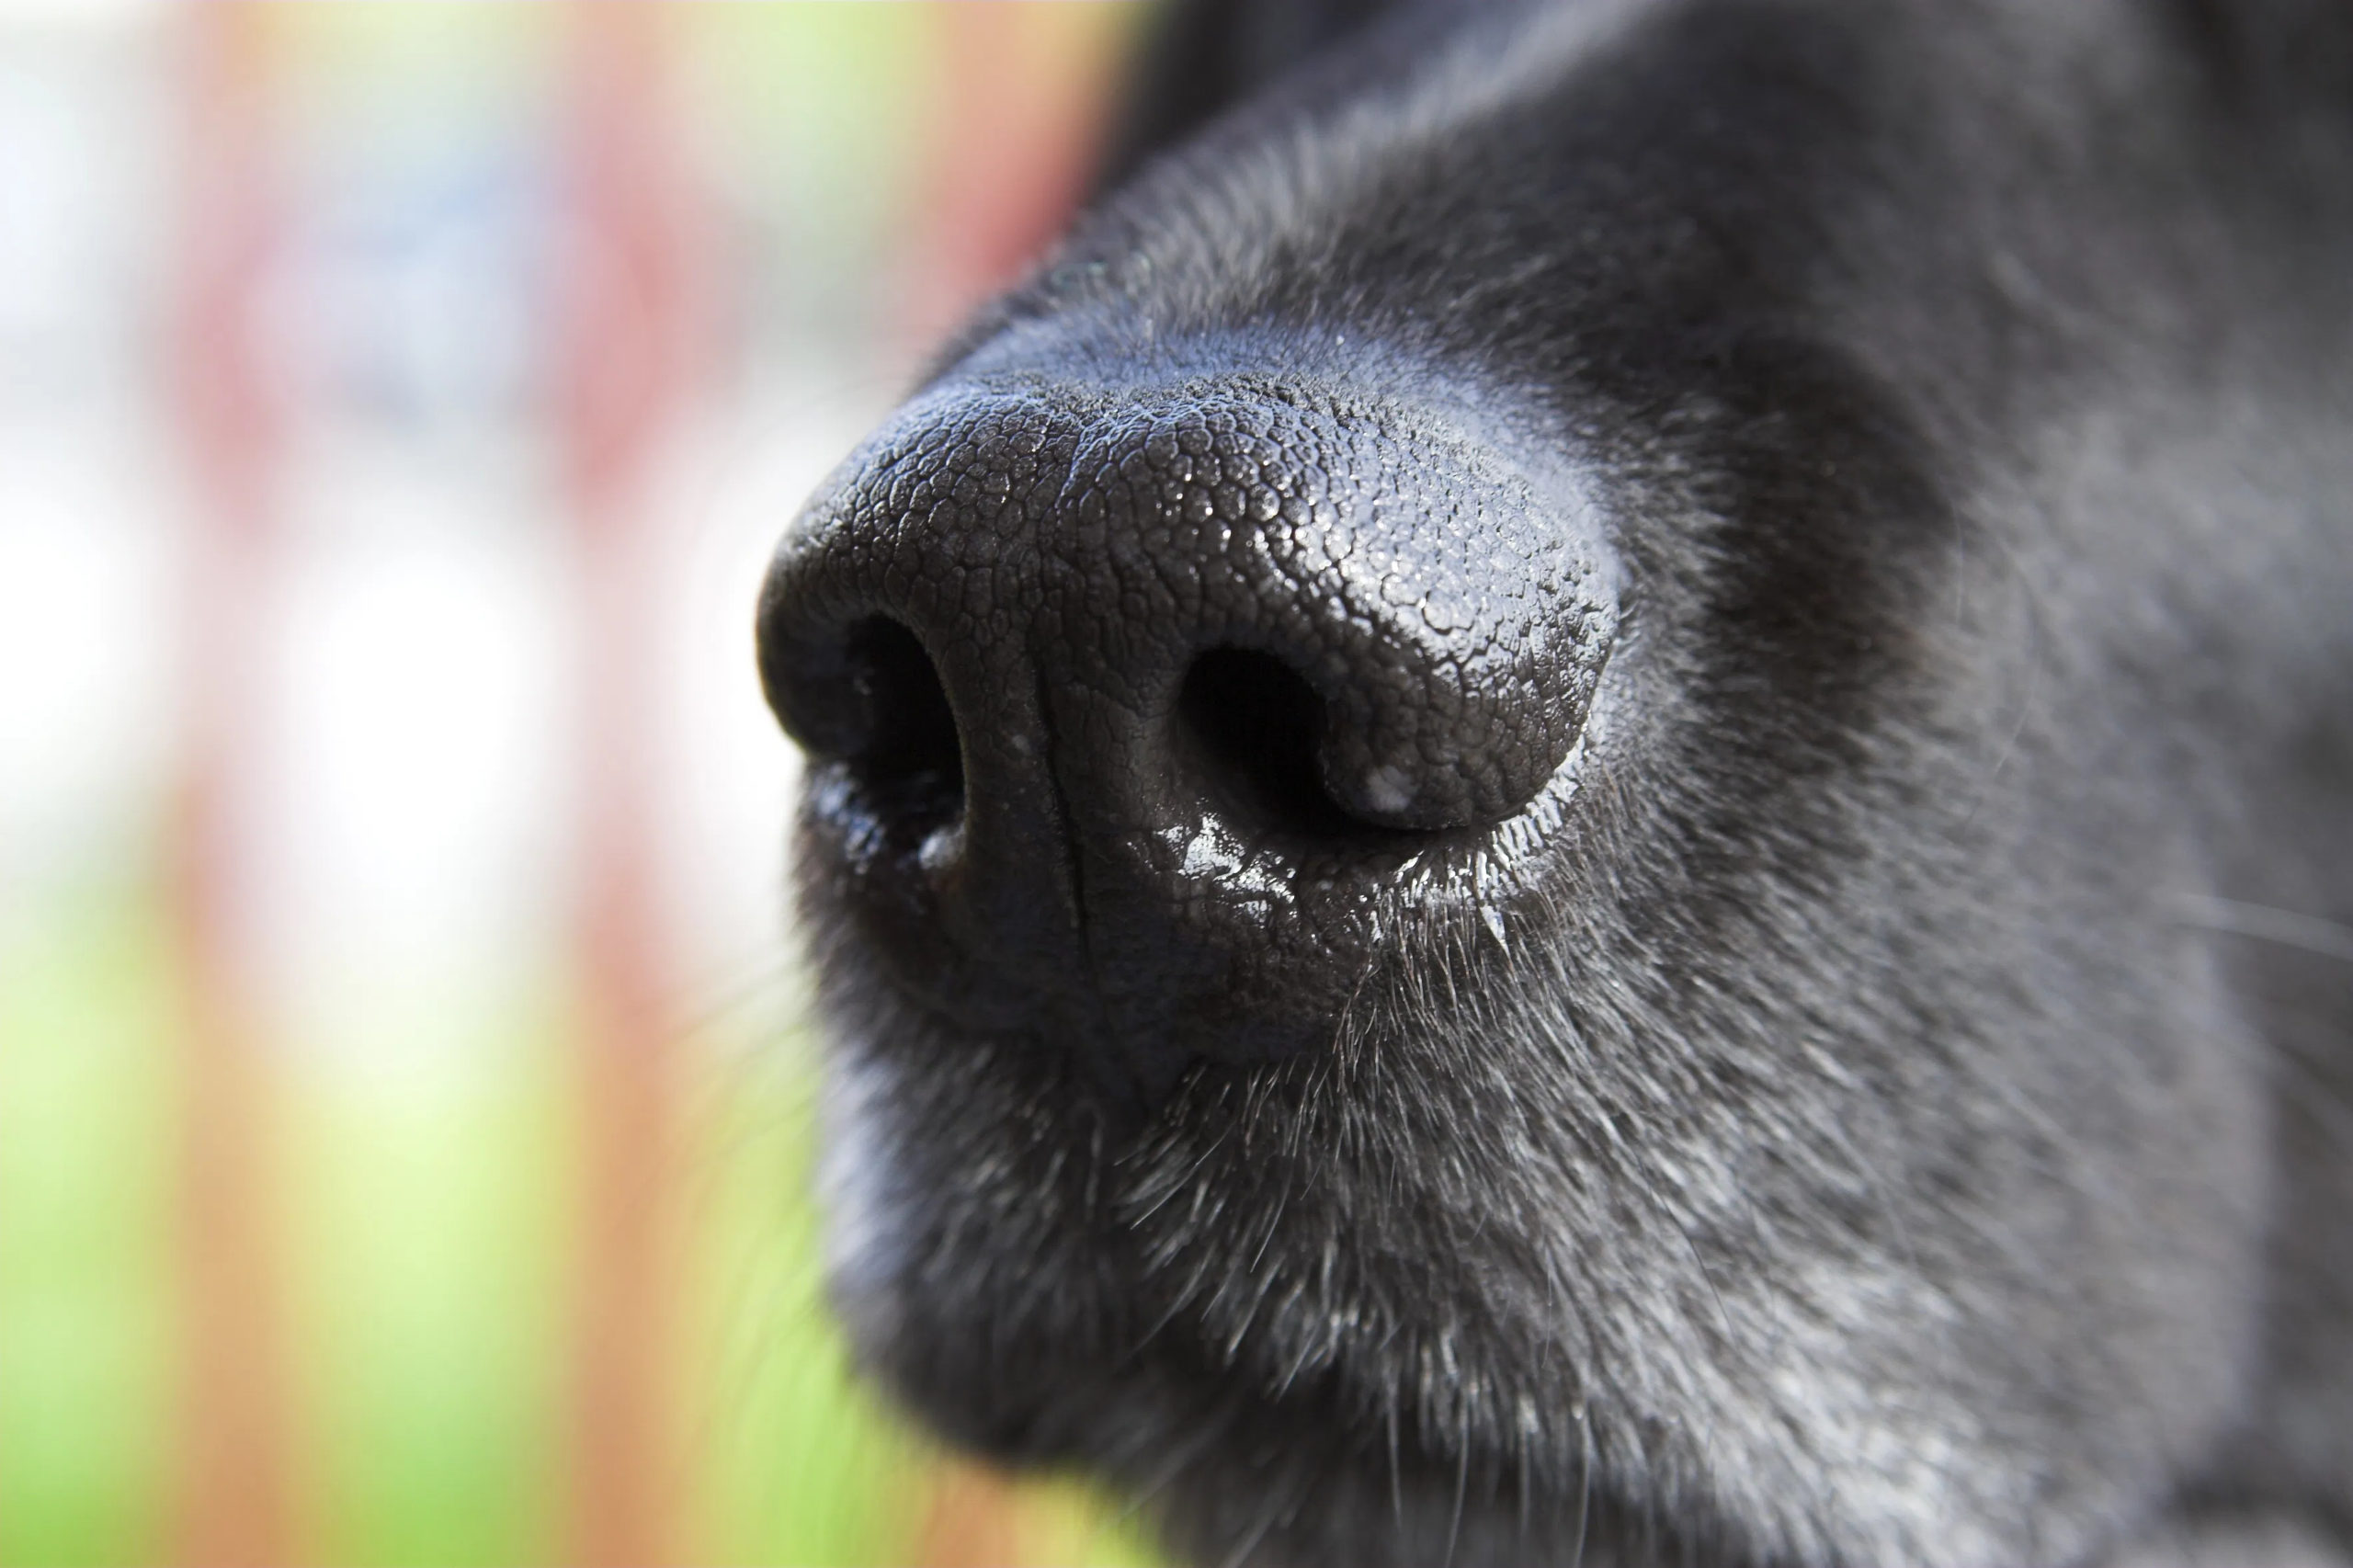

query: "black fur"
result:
(757, 1), (2353, 1562)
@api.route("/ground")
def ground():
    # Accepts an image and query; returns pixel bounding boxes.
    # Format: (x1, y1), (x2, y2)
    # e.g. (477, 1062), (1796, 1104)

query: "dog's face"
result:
(759, 2), (2353, 1562)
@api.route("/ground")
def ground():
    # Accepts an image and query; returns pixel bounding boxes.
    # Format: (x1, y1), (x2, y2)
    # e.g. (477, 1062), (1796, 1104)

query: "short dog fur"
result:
(756, 2), (2353, 1562)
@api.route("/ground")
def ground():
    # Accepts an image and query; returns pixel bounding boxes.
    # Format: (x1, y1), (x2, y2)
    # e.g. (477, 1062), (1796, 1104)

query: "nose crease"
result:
(1017, 635), (1142, 1096)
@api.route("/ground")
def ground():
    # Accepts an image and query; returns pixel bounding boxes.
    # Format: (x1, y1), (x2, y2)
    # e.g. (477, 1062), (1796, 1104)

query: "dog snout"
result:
(759, 375), (1616, 1096)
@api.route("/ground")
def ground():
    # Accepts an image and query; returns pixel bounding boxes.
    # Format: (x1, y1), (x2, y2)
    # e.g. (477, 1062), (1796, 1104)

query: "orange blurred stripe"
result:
(168, 6), (292, 1564)
(915, 1460), (1031, 1568)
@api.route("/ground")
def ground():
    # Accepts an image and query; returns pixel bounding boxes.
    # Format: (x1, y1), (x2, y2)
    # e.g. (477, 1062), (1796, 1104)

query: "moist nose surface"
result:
(759, 375), (1617, 1097)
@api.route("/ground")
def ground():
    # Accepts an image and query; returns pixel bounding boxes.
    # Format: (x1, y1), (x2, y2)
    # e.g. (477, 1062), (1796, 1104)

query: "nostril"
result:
(849, 619), (962, 788)
(1176, 648), (1415, 844)
(773, 615), (965, 832)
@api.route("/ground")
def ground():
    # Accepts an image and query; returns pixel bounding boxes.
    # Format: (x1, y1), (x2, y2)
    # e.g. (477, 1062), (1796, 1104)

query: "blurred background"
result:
(0, 3), (1160, 1563)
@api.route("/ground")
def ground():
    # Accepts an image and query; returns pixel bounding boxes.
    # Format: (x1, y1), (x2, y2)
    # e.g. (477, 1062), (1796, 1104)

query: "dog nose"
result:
(757, 378), (1615, 1091)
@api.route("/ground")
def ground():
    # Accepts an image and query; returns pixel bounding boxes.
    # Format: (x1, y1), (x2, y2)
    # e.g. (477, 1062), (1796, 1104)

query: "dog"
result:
(756, 1), (2353, 1562)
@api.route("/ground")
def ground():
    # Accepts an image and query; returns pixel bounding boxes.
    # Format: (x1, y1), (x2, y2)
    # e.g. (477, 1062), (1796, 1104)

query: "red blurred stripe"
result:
(167, 6), (291, 1565)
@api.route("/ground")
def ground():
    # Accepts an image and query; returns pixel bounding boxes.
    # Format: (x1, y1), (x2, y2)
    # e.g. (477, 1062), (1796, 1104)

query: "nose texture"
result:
(759, 374), (1616, 1094)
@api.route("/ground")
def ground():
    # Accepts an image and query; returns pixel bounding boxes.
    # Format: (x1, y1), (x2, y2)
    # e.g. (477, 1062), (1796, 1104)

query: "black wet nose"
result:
(758, 377), (1615, 1089)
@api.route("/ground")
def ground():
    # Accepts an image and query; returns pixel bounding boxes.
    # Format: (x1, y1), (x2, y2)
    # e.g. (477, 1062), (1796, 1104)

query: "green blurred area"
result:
(0, 879), (1160, 1566)
(0, 877), (178, 1568)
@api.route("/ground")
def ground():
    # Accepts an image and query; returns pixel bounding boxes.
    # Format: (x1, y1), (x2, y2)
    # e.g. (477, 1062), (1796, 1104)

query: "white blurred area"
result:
(0, 2), (922, 1081)
(0, 5), (177, 919)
